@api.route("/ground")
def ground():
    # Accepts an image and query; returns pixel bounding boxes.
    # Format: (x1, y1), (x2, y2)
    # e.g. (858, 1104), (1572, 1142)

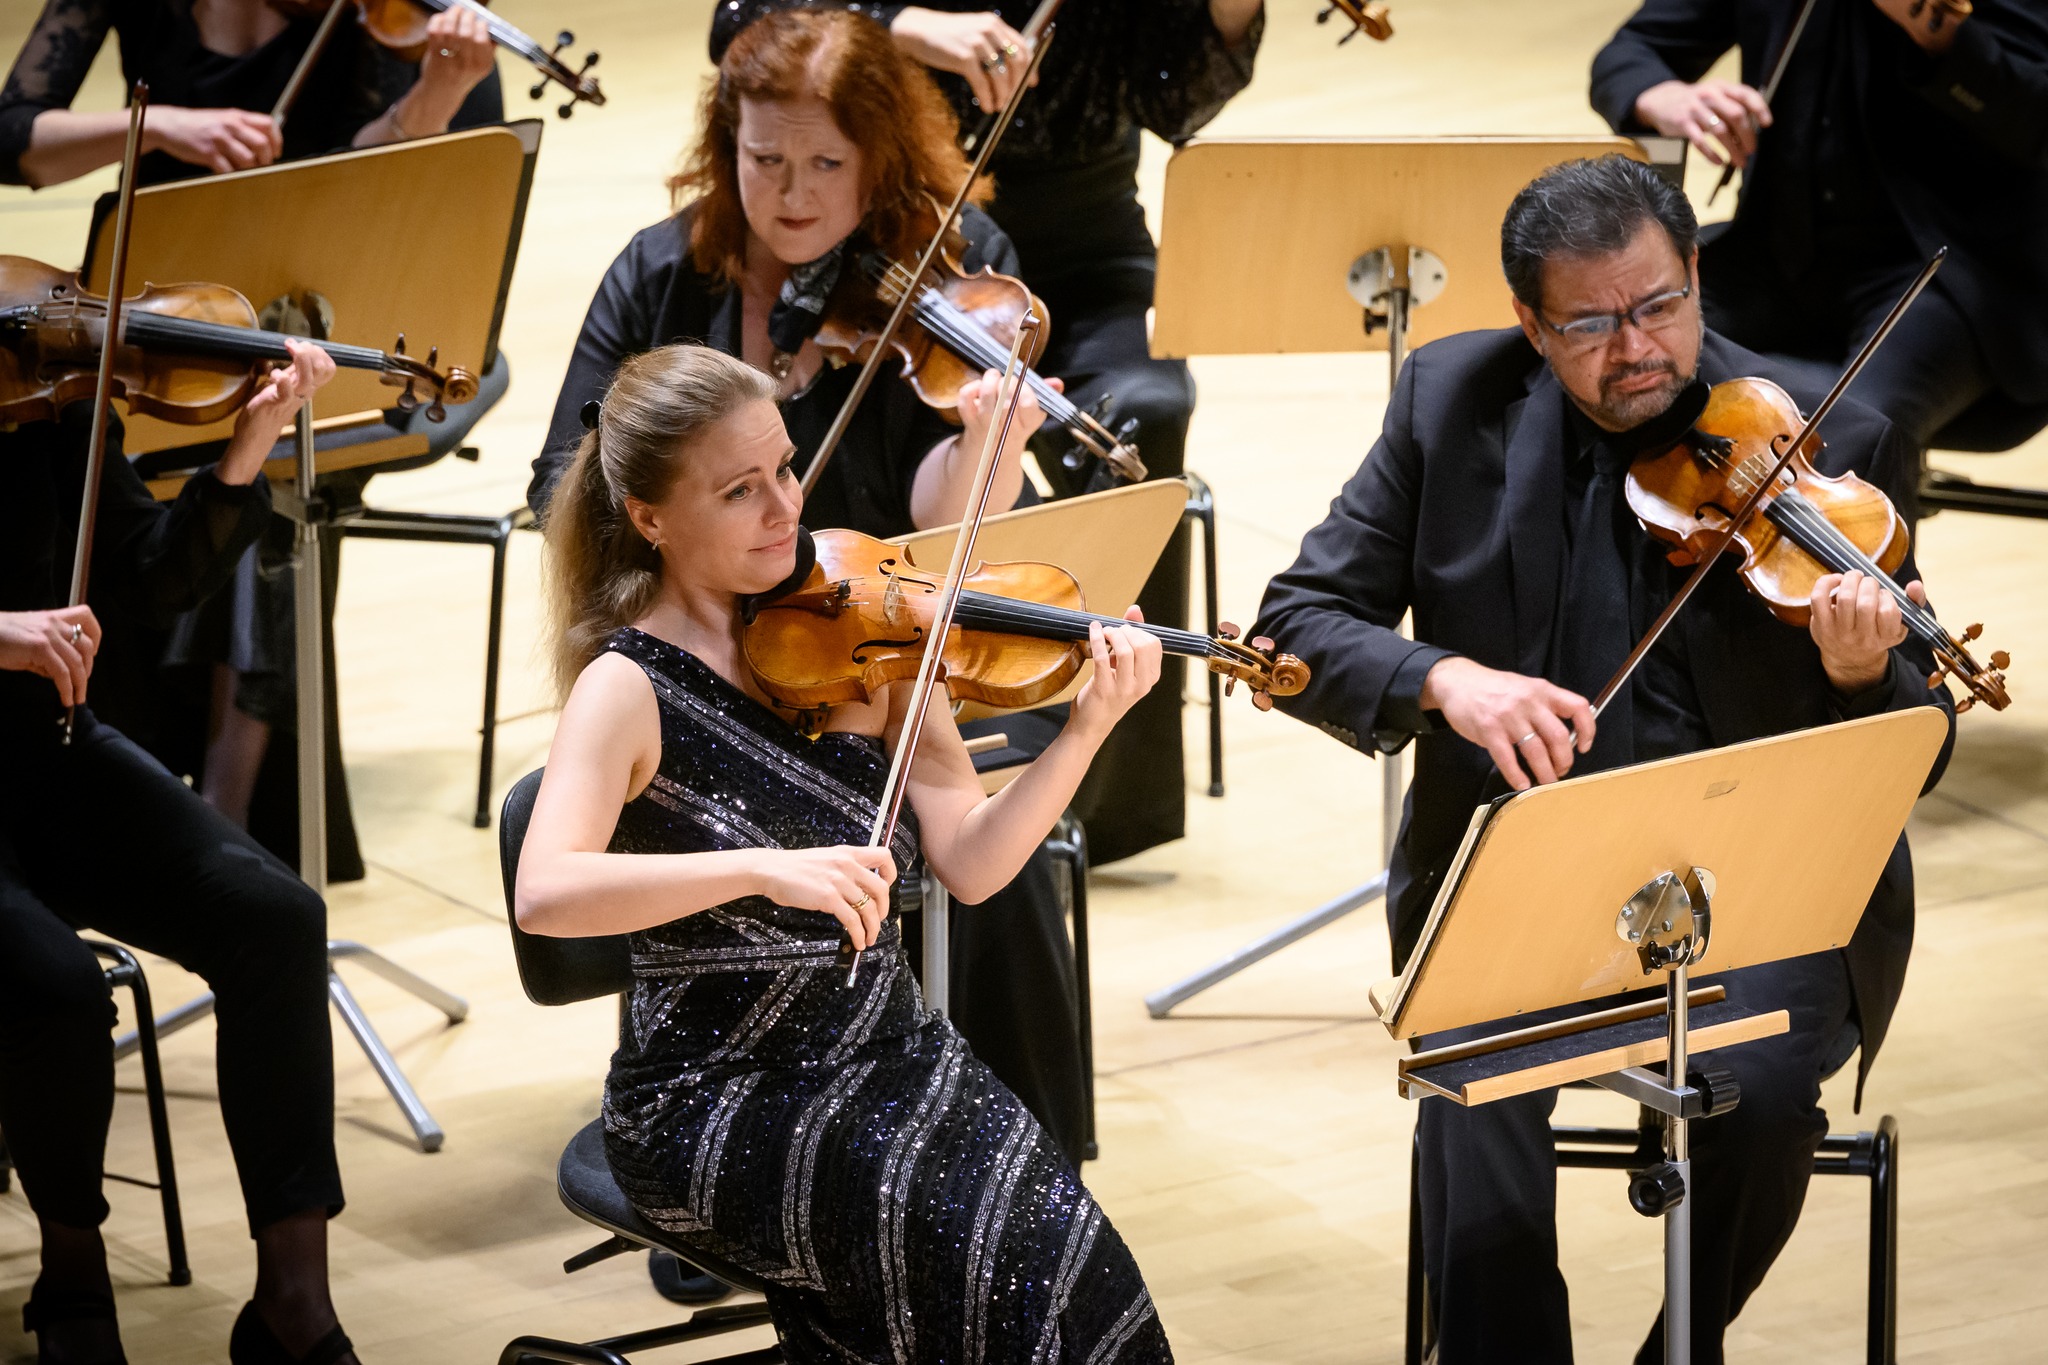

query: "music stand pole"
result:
(292, 401), (326, 893)
(1145, 252), (1434, 1017)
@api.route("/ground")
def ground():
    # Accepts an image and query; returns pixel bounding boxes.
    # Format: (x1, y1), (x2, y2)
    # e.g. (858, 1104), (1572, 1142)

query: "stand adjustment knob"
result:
(1628, 1160), (1687, 1217)
(1689, 1062), (1741, 1118)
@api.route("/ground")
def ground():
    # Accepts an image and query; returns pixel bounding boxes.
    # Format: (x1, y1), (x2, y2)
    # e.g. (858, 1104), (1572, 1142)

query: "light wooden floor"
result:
(4, 1), (2046, 1360)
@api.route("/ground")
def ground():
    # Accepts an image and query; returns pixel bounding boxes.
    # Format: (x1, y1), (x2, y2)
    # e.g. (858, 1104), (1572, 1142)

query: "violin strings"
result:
(873, 262), (1086, 429)
(1686, 438), (1956, 654)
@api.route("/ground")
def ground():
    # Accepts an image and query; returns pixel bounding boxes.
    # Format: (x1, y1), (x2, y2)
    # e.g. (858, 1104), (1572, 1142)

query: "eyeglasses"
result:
(1539, 285), (1693, 346)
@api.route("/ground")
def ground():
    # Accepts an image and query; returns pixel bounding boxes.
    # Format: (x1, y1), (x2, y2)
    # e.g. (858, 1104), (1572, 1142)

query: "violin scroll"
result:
(1928, 624), (2011, 713)
(1212, 621), (1310, 711)
(1317, 0), (1393, 44)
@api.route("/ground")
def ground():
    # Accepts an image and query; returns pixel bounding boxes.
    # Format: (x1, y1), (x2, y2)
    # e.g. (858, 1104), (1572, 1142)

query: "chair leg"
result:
(477, 517), (513, 828)
(1869, 1117), (1899, 1365)
(86, 943), (191, 1287)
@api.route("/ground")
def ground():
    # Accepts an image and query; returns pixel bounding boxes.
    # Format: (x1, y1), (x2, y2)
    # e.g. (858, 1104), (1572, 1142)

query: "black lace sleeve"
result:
(710, 0), (909, 63)
(1120, 0), (1262, 145)
(0, 0), (115, 186)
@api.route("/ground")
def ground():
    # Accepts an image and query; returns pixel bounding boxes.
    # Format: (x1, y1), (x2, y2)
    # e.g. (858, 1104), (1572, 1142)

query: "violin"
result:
(0, 255), (477, 427)
(271, 0), (602, 119)
(813, 203), (1146, 491)
(1627, 375), (2010, 711)
(742, 528), (1308, 715)
(1318, 0), (1394, 44)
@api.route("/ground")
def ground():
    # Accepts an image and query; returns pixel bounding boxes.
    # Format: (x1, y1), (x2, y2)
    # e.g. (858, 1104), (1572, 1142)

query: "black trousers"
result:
(1033, 264), (1198, 867)
(0, 711), (341, 1236)
(1704, 252), (1994, 468)
(1416, 950), (1856, 1365)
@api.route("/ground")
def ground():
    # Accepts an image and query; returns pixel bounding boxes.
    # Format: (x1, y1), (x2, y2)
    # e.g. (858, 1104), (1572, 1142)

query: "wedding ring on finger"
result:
(980, 52), (1004, 71)
(1516, 731), (1539, 747)
(1702, 114), (1723, 130)
(848, 890), (872, 913)
(69, 623), (83, 645)
(1001, 40), (1021, 57)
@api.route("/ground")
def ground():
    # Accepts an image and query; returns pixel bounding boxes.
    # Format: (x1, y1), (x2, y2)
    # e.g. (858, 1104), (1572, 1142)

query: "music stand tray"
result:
(1373, 708), (1949, 1365)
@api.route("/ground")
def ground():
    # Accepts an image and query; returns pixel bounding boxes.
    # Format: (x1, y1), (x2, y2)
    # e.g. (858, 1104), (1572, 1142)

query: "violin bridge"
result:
(881, 567), (905, 627)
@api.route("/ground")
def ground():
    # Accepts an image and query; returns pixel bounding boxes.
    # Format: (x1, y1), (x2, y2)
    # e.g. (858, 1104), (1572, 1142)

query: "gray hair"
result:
(1500, 156), (1699, 311)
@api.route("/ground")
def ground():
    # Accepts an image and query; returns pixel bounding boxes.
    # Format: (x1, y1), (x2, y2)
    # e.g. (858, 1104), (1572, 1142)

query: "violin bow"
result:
(272, 2), (353, 128)
(841, 315), (1040, 985)
(1585, 248), (1946, 723)
(1706, 0), (1818, 207)
(61, 83), (149, 744)
(799, 0), (1062, 501)
(960, 0), (1064, 154)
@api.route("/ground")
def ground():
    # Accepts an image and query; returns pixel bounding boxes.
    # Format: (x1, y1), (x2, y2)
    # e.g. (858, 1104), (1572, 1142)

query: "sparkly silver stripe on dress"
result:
(597, 629), (1172, 1365)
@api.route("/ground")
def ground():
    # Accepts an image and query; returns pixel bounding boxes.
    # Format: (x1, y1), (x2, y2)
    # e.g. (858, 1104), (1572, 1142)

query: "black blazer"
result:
(1252, 328), (1956, 1083)
(1591, 0), (2048, 403)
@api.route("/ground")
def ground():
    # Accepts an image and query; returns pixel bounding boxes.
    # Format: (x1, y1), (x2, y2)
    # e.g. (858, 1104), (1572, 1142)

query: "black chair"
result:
(0, 942), (191, 1288)
(1403, 1109), (1900, 1365)
(494, 769), (782, 1365)
(1919, 393), (2048, 520)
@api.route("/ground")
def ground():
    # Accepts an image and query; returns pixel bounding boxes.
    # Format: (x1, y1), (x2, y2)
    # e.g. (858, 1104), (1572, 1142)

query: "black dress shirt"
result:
(529, 204), (1022, 538)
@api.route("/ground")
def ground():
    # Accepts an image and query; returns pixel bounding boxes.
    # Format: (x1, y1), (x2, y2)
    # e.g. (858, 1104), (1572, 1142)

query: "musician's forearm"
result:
(1209, 0), (1263, 47)
(17, 109), (131, 189)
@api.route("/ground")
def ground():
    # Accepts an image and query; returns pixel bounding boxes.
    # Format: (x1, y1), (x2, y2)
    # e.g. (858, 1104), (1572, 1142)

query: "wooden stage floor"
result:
(4, 1), (2045, 1359)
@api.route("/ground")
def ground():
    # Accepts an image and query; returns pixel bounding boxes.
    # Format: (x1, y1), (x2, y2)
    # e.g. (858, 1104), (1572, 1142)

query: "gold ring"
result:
(980, 53), (1002, 70)
(1001, 41), (1021, 57)
(849, 890), (872, 912)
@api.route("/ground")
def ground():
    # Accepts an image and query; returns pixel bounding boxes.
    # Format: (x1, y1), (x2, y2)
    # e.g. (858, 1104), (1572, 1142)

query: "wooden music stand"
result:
(887, 477), (1187, 1019)
(1143, 135), (1651, 1018)
(1371, 708), (1948, 1365)
(79, 124), (542, 1153)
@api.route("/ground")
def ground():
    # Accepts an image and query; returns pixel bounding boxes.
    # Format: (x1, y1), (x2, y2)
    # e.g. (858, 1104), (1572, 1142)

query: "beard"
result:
(1584, 357), (1693, 430)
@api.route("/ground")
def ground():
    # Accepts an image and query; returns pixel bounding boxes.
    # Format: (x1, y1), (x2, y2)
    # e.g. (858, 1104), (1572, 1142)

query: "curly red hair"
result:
(672, 9), (988, 282)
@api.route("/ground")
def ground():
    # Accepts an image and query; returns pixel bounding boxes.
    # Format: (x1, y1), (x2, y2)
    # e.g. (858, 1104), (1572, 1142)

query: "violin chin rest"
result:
(739, 526), (818, 625)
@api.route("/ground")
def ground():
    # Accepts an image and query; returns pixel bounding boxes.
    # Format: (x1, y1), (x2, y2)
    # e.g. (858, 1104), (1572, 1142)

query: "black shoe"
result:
(648, 1250), (733, 1305)
(228, 1302), (355, 1365)
(22, 1287), (126, 1365)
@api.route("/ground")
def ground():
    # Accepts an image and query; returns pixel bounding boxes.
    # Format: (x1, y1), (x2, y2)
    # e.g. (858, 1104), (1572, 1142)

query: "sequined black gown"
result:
(598, 628), (1171, 1365)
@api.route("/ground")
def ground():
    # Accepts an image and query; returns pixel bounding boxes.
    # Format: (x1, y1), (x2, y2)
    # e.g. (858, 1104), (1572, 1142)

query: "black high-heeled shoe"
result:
(22, 1287), (127, 1365)
(228, 1302), (355, 1365)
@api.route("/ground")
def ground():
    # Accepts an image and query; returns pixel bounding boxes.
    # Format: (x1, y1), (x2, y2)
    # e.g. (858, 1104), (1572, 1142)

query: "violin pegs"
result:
(426, 401), (447, 423)
(560, 103), (575, 119)
(1224, 677), (1238, 698)
(1250, 635), (1276, 655)
(1926, 667), (1951, 692)
(1963, 622), (1984, 642)
(393, 332), (407, 358)
(530, 80), (548, 101)
(427, 345), (439, 371)
(1955, 696), (1976, 714)
(1218, 620), (1240, 641)
(1252, 690), (1274, 712)
(1991, 650), (2011, 670)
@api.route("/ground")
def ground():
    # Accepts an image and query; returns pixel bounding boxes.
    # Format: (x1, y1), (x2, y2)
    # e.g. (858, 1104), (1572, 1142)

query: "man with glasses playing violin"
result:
(1253, 156), (1954, 1364)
